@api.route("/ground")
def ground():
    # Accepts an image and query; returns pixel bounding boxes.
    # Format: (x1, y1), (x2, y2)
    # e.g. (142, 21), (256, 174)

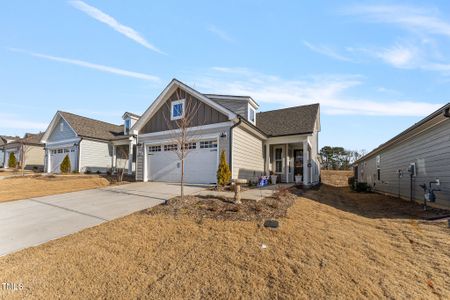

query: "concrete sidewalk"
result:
(0, 182), (205, 256)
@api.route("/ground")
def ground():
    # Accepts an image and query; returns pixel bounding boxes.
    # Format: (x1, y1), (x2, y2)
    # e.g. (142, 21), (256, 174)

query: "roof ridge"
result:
(59, 111), (122, 128)
(257, 103), (319, 114)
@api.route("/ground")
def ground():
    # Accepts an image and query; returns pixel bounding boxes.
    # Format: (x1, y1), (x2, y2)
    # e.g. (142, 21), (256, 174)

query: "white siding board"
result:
(232, 126), (264, 180)
(358, 119), (450, 207)
(79, 139), (112, 173)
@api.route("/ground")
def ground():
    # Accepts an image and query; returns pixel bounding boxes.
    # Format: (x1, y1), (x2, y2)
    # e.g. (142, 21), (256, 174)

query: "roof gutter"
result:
(444, 107), (450, 118)
(355, 102), (450, 164)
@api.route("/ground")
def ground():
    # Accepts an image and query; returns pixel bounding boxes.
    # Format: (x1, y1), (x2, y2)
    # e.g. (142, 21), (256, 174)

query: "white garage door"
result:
(147, 140), (218, 184)
(50, 147), (77, 173)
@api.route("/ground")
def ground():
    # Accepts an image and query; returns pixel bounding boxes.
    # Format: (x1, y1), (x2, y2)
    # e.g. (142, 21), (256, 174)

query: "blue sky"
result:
(1, 1), (450, 152)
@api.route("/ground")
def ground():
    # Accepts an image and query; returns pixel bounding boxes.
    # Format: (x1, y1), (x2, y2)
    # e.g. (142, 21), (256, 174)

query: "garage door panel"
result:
(50, 148), (77, 173)
(147, 142), (217, 184)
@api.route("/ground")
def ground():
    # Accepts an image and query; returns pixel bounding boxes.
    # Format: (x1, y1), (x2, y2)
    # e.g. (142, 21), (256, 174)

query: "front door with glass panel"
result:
(293, 149), (303, 177)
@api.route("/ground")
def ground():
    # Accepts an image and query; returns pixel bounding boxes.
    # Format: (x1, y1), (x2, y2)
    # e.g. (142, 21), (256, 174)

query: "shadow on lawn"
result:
(299, 184), (450, 221)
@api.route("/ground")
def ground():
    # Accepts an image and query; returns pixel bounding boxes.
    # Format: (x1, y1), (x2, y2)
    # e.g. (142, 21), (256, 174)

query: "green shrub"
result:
(350, 180), (372, 193)
(348, 176), (355, 187)
(216, 150), (231, 186)
(8, 152), (17, 168)
(60, 155), (71, 174)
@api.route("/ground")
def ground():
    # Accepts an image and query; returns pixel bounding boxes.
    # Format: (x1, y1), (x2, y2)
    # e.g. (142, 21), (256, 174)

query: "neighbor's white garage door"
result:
(147, 140), (218, 184)
(50, 147), (77, 173)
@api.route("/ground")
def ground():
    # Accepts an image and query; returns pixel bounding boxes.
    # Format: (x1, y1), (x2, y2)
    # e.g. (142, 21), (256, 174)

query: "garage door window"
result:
(183, 142), (197, 150)
(200, 140), (217, 149)
(149, 145), (161, 152)
(164, 144), (178, 151)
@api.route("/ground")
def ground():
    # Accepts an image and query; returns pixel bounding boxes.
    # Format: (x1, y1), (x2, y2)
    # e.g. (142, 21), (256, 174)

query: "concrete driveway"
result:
(0, 182), (206, 256)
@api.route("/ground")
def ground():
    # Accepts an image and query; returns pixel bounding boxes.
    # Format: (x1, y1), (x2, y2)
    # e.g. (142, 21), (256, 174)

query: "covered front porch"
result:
(111, 137), (136, 174)
(264, 135), (315, 186)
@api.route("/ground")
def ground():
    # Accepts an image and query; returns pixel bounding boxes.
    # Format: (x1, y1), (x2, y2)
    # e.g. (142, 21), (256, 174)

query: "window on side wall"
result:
(124, 119), (131, 134)
(171, 99), (185, 120)
(275, 148), (282, 173)
(376, 155), (381, 181)
(248, 106), (256, 124)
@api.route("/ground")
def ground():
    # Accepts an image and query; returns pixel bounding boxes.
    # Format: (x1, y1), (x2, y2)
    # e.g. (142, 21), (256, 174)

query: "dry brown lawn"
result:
(0, 175), (111, 202)
(1, 185), (449, 299)
(321, 169), (353, 187)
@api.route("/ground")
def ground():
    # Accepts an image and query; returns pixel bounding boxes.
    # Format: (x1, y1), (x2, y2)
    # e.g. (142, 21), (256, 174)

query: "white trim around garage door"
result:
(142, 133), (220, 182)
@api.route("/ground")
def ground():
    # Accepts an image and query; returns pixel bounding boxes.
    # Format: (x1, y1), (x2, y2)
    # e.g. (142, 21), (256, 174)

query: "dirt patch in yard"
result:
(0, 175), (111, 202)
(0, 186), (449, 299)
(146, 189), (296, 222)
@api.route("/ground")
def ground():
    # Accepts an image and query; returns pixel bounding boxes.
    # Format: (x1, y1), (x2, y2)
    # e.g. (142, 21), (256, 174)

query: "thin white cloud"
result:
(9, 48), (160, 82)
(345, 4), (450, 37)
(189, 67), (442, 117)
(69, 0), (166, 55)
(207, 25), (235, 43)
(375, 44), (418, 68)
(303, 41), (353, 62)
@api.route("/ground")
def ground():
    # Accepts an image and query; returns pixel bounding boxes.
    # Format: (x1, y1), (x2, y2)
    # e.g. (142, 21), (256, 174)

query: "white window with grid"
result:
(200, 140), (217, 149)
(183, 142), (197, 150)
(148, 145), (161, 153)
(164, 144), (178, 151)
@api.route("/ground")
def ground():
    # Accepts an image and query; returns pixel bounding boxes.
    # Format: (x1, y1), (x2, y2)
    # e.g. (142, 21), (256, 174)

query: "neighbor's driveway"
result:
(0, 182), (206, 256)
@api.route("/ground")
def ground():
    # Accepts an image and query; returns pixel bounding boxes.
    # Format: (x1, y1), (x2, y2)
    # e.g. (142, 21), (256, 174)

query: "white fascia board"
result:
(265, 134), (310, 145)
(138, 121), (233, 139)
(132, 79), (237, 133)
(45, 138), (81, 146)
(142, 133), (220, 146)
(41, 112), (78, 143)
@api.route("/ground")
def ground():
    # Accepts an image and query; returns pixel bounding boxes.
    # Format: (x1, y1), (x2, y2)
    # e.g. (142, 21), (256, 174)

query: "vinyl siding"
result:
(232, 126), (264, 180)
(47, 117), (77, 142)
(357, 119), (450, 207)
(79, 139), (113, 173)
(309, 131), (320, 183)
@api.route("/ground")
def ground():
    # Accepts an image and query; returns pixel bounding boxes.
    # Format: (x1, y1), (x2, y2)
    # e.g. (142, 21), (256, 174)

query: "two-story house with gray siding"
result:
(131, 79), (321, 185)
(354, 103), (450, 208)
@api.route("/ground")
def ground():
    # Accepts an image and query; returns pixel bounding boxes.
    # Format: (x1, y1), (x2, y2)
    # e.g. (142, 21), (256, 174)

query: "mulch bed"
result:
(145, 188), (297, 222)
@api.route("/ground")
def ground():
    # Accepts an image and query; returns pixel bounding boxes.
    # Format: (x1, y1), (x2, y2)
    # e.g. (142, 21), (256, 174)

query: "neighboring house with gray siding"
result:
(41, 111), (139, 174)
(131, 79), (321, 185)
(354, 103), (450, 208)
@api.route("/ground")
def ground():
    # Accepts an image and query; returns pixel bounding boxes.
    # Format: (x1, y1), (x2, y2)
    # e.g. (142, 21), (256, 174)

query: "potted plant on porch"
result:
(270, 171), (278, 185)
(295, 173), (303, 185)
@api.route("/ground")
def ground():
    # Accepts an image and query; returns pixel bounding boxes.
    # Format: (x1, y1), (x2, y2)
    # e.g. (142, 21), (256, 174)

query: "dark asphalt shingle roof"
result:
(256, 104), (320, 136)
(59, 111), (126, 141)
(2, 133), (44, 146)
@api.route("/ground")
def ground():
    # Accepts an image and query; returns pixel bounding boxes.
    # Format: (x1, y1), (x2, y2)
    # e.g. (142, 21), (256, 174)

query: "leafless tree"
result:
(163, 89), (203, 200)
(18, 141), (32, 176)
(115, 145), (129, 183)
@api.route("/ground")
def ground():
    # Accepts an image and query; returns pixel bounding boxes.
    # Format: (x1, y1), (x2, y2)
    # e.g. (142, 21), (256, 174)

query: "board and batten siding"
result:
(232, 126), (264, 180)
(141, 88), (229, 134)
(358, 118), (450, 207)
(79, 139), (113, 173)
(47, 117), (77, 142)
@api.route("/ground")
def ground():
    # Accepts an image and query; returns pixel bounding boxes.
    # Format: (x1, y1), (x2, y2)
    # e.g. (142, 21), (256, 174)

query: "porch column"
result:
(285, 144), (289, 183)
(303, 141), (309, 185)
(46, 149), (51, 173)
(265, 143), (270, 175)
(112, 145), (116, 171)
(128, 138), (135, 175)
